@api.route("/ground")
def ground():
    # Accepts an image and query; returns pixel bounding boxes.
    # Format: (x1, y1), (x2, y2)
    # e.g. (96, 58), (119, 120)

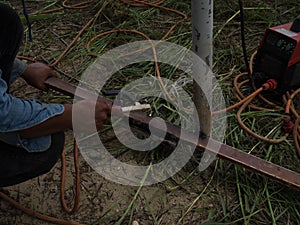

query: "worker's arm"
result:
(0, 60), (110, 152)
(19, 62), (111, 139)
(21, 62), (57, 91)
(19, 100), (111, 139)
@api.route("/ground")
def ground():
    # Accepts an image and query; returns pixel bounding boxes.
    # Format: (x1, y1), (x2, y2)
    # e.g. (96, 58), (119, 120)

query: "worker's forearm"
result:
(19, 104), (72, 139)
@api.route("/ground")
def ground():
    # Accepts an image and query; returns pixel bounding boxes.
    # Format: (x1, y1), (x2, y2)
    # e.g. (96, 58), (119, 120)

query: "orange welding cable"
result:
(86, 0), (188, 103)
(30, 0), (94, 15)
(212, 86), (264, 115)
(87, 29), (175, 103)
(55, 1), (111, 215)
(233, 72), (280, 111)
(232, 72), (268, 111)
(87, 29), (154, 57)
(121, 0), (188, 40)
(37, 2), (92, 14)
(293, 117), (300, 157)
(283, 92), (300, 118)
(121, 0), (164, 7)
(285, 97), (293, 115)
(285, 88), (300, 115)
(249, 51), (279, 107)
(0, 192), (84, 225)
(62, 0), (94, 9)
(61, 140), (81, 215)
(236, 95), (289, 143)
(284, 89), (300, 157)
(49, 1), (109, 67)
(249, 50), (257, 74)
(212, 51), (282, 117)
(16, 55), (36, 62)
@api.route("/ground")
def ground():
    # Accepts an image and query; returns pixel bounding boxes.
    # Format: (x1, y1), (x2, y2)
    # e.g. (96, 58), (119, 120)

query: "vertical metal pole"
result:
(192, 0), (213, 136)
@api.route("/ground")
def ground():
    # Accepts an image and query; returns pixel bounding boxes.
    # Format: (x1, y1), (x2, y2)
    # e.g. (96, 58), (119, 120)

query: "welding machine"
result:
(252, 17), (300, 95)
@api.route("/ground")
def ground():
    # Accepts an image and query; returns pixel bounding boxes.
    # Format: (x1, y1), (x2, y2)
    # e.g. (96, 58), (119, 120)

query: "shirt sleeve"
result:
(0, 64), (65, 152)
(10, 58), (27, 84)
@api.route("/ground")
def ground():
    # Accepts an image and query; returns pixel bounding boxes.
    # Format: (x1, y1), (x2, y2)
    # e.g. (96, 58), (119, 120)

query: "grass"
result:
(4, 0), (300, 224)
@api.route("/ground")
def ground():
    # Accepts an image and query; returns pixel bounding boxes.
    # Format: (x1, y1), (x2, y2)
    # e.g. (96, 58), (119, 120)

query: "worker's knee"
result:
(0, 132), (65, 187)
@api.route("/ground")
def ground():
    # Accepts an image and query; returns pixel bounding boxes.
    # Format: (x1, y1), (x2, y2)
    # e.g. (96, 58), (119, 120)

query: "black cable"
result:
(21, 0), (32, 41)
(238, 0), (249, 74)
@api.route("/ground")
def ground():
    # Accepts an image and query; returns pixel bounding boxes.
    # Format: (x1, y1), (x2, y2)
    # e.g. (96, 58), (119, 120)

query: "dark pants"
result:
(0, 133), (65, 187)
(0, 3), (65, 187)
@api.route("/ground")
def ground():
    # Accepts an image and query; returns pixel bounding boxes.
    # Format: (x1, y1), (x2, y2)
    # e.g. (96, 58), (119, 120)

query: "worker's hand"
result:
(72, 99), (111, 133)
(21, 62), (57, 91)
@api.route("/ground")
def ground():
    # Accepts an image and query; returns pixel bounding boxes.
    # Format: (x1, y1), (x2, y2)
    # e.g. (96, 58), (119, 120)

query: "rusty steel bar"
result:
(45, 77), (300, 190)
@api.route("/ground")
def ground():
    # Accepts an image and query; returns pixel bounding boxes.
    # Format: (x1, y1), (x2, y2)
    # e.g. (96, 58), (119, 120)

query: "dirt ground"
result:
(0, 124), (220, 225)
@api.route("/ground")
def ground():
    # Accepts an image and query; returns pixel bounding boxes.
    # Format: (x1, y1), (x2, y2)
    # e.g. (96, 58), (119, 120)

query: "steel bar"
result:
(45, 77), (300, 191)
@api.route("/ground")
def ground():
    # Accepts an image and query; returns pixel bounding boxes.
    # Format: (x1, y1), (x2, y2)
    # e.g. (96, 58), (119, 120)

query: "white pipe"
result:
(192, 0), (213, 67)
(192, 0), (214, 136)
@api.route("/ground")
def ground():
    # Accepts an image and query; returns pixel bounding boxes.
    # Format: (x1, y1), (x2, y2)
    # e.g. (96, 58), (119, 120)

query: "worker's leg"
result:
(0, 132), (65, 187)
(0, 2), (24, 85)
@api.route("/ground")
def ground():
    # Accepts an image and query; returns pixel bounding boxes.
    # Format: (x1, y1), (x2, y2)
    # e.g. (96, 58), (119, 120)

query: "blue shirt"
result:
(0, 59), (65, 152)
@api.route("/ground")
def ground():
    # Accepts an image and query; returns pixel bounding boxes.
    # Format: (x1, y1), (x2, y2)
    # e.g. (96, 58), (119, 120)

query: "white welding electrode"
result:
(121, 102), (151, 113)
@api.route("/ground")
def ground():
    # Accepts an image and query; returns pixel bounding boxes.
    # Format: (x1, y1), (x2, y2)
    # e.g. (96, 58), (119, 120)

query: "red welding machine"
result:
(252, 17), (300, 94)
